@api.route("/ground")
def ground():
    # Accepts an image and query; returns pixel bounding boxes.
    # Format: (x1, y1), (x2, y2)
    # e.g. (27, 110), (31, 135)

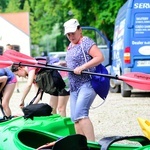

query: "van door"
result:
(82, 26), (111, 67)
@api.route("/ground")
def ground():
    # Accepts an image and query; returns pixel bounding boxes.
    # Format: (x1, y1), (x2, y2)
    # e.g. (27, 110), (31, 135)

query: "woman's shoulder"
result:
(82, 36), (95, 46)
(83, 36), (94, 42)
(82, 36), (95, 52)
(28, 66), (36, 72)
(28, 67), (40, 75)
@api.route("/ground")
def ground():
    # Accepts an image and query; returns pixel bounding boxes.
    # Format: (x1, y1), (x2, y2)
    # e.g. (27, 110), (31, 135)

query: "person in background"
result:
(62, 18), (104, 141)
(4, 44), (20, 93)
(43, 55), (70, 117)
(5, 44), (13, 50)
(49, 70), (69, 117)
(0, 68), (17, 118)
(11, 65), (43, 108)
(11, 60), (69, 112)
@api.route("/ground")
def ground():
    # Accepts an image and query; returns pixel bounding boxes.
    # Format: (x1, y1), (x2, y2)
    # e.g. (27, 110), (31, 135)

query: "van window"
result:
(113, 19), (125, 51)
(82, 29), (107, 46)
(81, 26), (111, 66)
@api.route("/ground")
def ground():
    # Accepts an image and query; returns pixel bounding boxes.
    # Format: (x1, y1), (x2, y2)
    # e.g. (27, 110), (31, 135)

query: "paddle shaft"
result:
(14, 62), (119, 80)
(38, 62), (120, 79)
(2, 50), (118, 79)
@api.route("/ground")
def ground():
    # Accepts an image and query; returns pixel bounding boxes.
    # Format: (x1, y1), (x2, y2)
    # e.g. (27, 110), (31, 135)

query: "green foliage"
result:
(5, 0), (21, 12)
(67, 0), (127, 42)
(0, 0), (9, 12)
(2, 0), (128, 54)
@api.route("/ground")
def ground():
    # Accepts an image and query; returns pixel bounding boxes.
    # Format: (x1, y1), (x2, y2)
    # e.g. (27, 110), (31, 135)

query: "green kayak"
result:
(0, 115), (150, 150)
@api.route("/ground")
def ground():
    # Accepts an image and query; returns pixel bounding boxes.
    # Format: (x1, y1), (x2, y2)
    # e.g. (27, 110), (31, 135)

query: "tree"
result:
(66, 0), (127, 42)
(2, 0), (128, 53)
(5, 0), (21, 12)
(0, 0), (9, 12)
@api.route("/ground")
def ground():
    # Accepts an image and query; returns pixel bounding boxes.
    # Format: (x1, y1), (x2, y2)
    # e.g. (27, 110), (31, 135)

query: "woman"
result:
(49, 70), (69, 117)
(11, 62), (68, 113)
(63, 18), (104, 141)
(0, 68), (16, 118)
(46, 57), (70, 117)
(11, 65), (43, 108)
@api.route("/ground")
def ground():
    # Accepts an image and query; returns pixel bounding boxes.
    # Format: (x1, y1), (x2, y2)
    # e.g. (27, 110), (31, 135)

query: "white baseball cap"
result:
(63, 19), (80, 35)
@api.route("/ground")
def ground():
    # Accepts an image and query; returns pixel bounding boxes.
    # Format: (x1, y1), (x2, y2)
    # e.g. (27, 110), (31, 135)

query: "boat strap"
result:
(0, 93), (5, 117)
(29, 88), (44, 105)
(99, 135), (150, 150)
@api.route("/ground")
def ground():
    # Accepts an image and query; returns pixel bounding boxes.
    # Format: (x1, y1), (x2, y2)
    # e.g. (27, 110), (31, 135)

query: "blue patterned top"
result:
(0, 68), (15, 83)
(65, 36), (96, 92)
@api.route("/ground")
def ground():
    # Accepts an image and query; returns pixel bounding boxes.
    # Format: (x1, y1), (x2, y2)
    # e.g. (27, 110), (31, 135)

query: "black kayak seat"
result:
(52, 134), (89, 150)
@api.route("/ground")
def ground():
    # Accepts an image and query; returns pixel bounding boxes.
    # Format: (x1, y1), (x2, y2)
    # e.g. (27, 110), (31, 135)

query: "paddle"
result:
(3, 50), (37, 65)
(2, 50), (150, 90)
(0, 56), (13, 67)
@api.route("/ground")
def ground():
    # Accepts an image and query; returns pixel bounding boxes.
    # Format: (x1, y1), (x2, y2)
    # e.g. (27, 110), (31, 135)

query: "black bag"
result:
(22, 103), (53, 120)
(36, 68), (66, 95)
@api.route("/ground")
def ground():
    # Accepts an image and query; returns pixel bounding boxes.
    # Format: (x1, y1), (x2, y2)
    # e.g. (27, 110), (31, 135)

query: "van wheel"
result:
(110, 85), (121, 93)
(121, 90), (131, 97)
(121, 82), (131, 97)
(110, 79), (121, 93)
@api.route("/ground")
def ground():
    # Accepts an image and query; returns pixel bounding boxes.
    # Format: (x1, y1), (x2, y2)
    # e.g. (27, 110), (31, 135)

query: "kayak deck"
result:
(0, 115), (150, 149)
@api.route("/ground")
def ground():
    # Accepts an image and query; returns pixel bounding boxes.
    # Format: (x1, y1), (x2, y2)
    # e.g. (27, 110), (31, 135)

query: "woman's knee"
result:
(2, 101), (9, 109)
(57, 106), (65, 113)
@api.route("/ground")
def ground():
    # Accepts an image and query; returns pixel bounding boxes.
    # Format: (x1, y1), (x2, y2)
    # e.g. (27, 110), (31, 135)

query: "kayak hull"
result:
(13, 129), (150, 150)
(0, 115), (150, 150)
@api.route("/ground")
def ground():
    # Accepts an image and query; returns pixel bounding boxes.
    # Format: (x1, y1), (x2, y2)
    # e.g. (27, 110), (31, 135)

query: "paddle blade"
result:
(3, 50), (37, 64)
(119, 72), (150, 90)
(0, 56), (13, 68)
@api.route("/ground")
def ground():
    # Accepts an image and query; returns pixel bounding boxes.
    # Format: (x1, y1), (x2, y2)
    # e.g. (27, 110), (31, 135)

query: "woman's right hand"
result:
(58, 61), (67, 67)
(19, 101), (24, 109)
(37, 141), (56, 150)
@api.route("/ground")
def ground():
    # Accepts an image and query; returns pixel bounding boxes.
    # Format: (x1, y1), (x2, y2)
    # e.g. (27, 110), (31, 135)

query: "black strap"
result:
(29, 88), (44, 105)
(0, 93), (5, 116)
(99, 135), (150, 150)
(0, 69), (8, 119)
(0, 100), (5, 117)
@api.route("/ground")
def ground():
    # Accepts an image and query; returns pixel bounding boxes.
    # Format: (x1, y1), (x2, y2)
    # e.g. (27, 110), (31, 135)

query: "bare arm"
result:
(37, 141), (56, 150)
(74, 44), (104, 74)
(20, 69), (36, 103)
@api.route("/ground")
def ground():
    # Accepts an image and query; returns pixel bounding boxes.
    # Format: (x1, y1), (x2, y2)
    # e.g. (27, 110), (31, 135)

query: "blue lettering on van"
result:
(134, 3), (150, 9)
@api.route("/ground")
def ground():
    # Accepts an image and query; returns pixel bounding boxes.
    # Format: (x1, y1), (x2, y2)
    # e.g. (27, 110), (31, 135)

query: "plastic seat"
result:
(52, 134), (89, 150)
